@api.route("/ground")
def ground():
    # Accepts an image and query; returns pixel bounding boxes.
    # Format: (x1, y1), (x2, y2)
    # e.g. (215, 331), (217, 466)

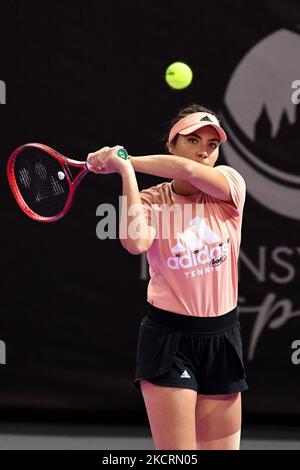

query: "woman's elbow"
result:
(127, 246), (147, 255)
(121, 239), (152, 255)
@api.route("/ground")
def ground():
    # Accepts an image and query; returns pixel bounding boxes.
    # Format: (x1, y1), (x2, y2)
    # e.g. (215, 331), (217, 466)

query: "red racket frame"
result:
(7, 143), (90, 222)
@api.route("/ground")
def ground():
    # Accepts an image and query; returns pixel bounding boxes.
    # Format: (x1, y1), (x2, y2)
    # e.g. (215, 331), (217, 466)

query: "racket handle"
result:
(86, 147), (129, 171)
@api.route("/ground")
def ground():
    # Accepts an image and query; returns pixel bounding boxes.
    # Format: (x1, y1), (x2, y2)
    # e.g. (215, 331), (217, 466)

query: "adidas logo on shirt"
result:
(181, 370), (191, 379)
(167, 216), (229, 270)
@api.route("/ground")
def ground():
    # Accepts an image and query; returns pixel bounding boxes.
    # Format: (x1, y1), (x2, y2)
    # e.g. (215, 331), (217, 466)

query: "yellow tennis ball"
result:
(165, 62), (193, 90)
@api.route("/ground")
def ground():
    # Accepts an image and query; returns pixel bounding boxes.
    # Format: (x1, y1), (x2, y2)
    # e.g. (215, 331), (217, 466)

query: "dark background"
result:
(0, 1), (299, 424)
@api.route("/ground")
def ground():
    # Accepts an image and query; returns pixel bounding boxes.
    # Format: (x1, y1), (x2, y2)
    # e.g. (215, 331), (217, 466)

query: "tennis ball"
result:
(165, 62), (193, 90)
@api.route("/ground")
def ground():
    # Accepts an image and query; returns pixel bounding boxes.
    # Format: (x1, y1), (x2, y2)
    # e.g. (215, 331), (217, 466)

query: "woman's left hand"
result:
(87, 145), (131, 175)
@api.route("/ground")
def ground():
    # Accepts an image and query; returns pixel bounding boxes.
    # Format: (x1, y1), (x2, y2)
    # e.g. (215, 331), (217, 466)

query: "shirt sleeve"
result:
(215, 165), (246, 218)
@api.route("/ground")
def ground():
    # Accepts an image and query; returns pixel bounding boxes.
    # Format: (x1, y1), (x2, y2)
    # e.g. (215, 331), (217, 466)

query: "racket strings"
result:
(13, 148), (70, 217)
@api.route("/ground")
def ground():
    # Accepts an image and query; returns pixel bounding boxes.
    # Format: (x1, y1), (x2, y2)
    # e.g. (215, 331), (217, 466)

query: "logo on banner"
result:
(223, 28), (300, 221)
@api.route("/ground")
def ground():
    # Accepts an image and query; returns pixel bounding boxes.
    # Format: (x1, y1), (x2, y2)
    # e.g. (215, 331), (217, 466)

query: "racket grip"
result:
(86, 162), (93, 171)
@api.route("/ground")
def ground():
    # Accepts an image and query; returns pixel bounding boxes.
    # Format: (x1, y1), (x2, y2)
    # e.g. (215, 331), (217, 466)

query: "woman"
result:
(87, 104), (248, 450)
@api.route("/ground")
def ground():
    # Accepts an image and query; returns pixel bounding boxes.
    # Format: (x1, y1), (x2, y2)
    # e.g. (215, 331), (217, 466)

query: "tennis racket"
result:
(7, 142), (128, 222)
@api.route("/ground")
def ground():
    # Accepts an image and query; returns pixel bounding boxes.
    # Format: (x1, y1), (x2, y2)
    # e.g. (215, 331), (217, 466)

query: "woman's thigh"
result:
(140, 379), (198, 450)
(195, 392), (242, 450)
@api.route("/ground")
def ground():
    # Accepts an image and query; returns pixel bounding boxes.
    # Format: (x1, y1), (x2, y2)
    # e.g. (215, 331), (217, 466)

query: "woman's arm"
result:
(130, 154), (191, 180)
(87, 146), (155, 255)
(130, 155), (232, 201)
(119, 165), (156, 254)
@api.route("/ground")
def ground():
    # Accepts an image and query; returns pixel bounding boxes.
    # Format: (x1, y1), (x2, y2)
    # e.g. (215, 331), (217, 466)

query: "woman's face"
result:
(168, 125), (221, 168)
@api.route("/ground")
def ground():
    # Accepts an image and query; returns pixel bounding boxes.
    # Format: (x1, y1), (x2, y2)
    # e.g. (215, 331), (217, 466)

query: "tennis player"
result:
(87, 104), (248, 450)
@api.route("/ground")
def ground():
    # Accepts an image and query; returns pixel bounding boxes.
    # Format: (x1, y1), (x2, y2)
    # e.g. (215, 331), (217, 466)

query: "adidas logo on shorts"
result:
(181, 369), (191, 379)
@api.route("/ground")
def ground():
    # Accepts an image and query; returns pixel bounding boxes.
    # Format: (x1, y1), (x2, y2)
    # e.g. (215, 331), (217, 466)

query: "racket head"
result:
(7, 143), (88, 222)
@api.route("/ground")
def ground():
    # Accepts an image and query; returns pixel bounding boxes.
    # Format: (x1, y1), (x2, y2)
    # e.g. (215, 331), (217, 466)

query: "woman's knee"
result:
(195, 392), (242, 448)
(197, 429), (241, 450)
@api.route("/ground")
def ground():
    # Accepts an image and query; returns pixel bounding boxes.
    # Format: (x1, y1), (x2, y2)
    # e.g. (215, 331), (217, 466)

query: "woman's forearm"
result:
(130, 154), (191, 180)
(119, 165), (155, 255)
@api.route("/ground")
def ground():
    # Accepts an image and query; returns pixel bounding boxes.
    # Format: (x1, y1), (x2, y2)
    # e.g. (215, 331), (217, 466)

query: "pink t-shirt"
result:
(140, 165), (246, 317)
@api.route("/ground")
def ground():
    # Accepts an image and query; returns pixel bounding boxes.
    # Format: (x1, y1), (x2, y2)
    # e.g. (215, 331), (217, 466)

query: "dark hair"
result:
(163, 103), (223, 151)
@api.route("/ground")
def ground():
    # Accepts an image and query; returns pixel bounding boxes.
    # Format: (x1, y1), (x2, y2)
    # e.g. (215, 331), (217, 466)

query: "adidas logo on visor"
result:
(200, 116), (212, 122)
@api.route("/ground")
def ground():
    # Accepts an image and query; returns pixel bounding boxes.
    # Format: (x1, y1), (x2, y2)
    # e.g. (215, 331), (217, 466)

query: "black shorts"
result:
(133, 304), (248, 395)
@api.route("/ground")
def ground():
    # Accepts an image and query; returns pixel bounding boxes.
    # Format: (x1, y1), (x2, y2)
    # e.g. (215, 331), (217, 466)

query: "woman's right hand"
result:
(87, 146), (131, 175)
